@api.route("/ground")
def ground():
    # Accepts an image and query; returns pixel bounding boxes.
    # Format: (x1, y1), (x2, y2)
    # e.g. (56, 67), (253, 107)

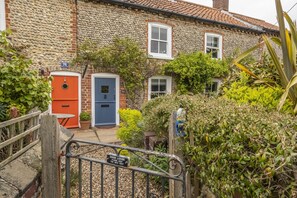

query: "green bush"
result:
(224, 73), (293, 114)
(142, 95), (193, 138)
(164, 52), (228, 94)
(142, 94), (297, 197)
(79, 111), (91, 121)
(117, 108), (143, 148)
(0, 103), (8, 122)
(0, 30), (51, 117)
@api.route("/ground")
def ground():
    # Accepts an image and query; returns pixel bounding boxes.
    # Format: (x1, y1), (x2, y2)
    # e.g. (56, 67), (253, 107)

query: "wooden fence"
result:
(0, 111), (41, 168)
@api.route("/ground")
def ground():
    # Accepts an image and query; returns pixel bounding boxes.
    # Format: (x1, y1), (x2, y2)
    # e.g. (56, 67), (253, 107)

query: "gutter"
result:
(92, 0), (278, 35)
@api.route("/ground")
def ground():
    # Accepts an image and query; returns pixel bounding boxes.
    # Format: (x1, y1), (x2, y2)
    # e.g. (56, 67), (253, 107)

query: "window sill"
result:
(147, 54), (174, 60)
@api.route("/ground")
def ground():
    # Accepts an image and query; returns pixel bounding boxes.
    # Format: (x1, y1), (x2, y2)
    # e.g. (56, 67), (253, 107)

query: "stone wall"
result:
(77, 1), (262, 59)
(5, 0), (267, 113)
(0, 143), (42, 198)
(77, 1), (263, 111)
(6, 0), (77, 71)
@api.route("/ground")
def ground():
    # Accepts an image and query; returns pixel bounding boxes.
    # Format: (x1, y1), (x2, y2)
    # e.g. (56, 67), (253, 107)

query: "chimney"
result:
(213, 0), (229, 11)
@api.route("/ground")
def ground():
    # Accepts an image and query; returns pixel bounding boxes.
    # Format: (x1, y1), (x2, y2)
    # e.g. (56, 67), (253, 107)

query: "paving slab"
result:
(71, 127), (121, 144)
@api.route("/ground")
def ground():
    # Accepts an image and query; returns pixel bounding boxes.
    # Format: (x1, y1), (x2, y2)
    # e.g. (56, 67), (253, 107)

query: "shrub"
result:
(224, 73), (293, 114)
(143, 94), (297, 197)
(0, 103), (8, 122)
(117, 109), (143, 148)
(164, 52), (228, 94)
(79, 111), (91, 121)
(0, 30), (51, 117)
(142, 95), (194, 138)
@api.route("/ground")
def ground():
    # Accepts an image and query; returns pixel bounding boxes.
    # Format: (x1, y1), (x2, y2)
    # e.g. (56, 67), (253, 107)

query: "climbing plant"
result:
(0, 30), (51, 118)
(74, 37), (159, 109)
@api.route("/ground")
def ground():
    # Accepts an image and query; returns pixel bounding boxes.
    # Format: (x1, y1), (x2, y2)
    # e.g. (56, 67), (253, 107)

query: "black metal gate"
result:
(65, 139), (186, 198)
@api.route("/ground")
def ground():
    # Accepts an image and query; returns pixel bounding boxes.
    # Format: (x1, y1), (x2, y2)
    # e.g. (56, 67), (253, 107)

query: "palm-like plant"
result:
(233, 0), (297, 113)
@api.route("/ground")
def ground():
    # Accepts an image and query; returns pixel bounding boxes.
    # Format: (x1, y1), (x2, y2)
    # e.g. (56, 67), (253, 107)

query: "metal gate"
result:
(65, 139), (186, 198)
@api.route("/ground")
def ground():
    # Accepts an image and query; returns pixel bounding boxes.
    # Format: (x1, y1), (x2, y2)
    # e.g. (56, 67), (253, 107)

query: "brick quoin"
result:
(5, 0), (10, 28)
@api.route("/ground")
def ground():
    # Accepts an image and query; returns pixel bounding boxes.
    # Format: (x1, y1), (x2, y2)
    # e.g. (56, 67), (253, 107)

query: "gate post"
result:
(169, 113), (189, 198)
(40, 115), (61, 198)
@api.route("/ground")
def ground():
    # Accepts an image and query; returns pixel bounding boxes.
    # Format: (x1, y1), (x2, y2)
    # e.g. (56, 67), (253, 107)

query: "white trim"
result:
(0, 0), (6, 31)
(49, 71), (82, 126)
(148, 22), (172, 59)
(204, 33), (223, 59)
(91, 73), (120, 127)
(148, 76), (172, 100)
(205, 78), (222, 94)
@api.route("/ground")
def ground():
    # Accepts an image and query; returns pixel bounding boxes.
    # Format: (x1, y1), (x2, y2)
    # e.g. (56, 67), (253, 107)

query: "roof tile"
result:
(119, 0), (278, 32)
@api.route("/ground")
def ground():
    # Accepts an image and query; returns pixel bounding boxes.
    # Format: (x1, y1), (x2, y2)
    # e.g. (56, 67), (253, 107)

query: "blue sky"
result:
(185, 0), (297, 25)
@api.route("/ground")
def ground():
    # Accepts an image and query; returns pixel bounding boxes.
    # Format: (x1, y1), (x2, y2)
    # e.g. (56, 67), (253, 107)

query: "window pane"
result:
(207, 36), (212, 47)
(212, 82), (218, 92)
(159, 42), (167, 54)
(206, 48), (212, 54)
(160, 79), (167, 91)
(211, 49), (218, 58)
(160, 28), (167, 41)
(213, 37), (219, 47)
(152, 26), (159, 40)
(151, 79), (159, 91)
(151, 40), (159, 53)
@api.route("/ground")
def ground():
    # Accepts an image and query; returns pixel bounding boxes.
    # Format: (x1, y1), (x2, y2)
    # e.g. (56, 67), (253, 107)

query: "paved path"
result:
(71, 127), (121, 144)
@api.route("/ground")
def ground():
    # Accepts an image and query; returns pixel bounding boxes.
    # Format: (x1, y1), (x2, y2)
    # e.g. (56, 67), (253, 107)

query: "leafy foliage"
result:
(117, 108), (143, 148)
(233, 0), (297, 113)
(0, 31), (51, 117)
(144, 144), (169, 190)
(79, 111), (91, 121)
(0, 103), (8, 122)
(142, 94), (297, 197)
(74, 38), (158, 109)
(164, 52), (228, 94)
(224, 73), (293, 114)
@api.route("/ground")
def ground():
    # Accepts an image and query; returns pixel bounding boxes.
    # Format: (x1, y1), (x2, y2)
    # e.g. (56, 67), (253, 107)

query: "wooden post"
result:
(40, 115), (61, 198)
(169, 113), (186, 198)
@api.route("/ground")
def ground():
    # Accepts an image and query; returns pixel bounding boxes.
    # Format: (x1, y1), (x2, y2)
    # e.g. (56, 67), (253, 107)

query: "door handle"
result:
(62, 104), (70, 107)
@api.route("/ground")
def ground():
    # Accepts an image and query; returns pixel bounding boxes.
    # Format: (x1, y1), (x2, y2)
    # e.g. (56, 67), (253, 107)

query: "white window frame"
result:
(205, 33), (223, 59)
(0, 0), (6, 31)
(148, 76), (172, 100)
(148, 23), (172, 60)
(205, 78), (222, 94)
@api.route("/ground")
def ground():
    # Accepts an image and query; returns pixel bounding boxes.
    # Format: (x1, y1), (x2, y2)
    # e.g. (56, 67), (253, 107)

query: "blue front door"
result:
(95, 78), (116, 126)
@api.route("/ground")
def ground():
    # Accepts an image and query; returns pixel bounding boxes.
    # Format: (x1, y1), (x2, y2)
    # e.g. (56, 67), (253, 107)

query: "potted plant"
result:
(80, 111), (91, 130)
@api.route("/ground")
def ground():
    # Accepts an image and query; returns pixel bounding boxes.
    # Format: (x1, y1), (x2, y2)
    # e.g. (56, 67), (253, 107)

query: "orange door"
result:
(51, 75), (79, 128)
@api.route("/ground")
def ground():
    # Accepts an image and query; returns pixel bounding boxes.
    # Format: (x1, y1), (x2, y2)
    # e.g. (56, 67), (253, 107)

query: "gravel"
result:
(63, 145), (167, 198)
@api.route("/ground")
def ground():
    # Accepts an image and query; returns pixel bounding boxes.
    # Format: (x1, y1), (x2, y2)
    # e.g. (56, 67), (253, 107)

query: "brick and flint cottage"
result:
(0, 0), (279, 127)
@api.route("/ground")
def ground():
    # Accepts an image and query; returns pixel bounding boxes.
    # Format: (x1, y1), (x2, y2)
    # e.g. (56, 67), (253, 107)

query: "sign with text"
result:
(107, 153), (130, 167)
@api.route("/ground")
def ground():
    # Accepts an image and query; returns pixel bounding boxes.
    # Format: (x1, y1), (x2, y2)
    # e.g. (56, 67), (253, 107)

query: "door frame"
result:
(91, 73), (120, 127)
(50, 71), (81, 126)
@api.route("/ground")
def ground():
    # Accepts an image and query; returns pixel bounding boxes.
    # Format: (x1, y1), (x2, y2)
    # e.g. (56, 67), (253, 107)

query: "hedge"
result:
(142, 94), (297, 197)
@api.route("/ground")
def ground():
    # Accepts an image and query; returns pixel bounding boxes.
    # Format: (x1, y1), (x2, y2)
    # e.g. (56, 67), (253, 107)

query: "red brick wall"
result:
(81, 67), (92, 113)
(5, 0), (10, 28)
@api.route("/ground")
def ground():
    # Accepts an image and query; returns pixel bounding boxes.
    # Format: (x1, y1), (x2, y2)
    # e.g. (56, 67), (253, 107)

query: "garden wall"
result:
(0, 143), (42, 198)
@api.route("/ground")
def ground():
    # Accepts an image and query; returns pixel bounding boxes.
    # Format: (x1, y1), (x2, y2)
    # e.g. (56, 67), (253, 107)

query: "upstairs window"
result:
(205, 33), (222, 59)
(148, 23), (172, 59)
(0, 0), (6, 31)
(148, 76), (172, 100)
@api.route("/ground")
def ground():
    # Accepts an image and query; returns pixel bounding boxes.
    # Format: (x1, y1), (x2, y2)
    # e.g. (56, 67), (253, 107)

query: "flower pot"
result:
(80, 120), (90, 130)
